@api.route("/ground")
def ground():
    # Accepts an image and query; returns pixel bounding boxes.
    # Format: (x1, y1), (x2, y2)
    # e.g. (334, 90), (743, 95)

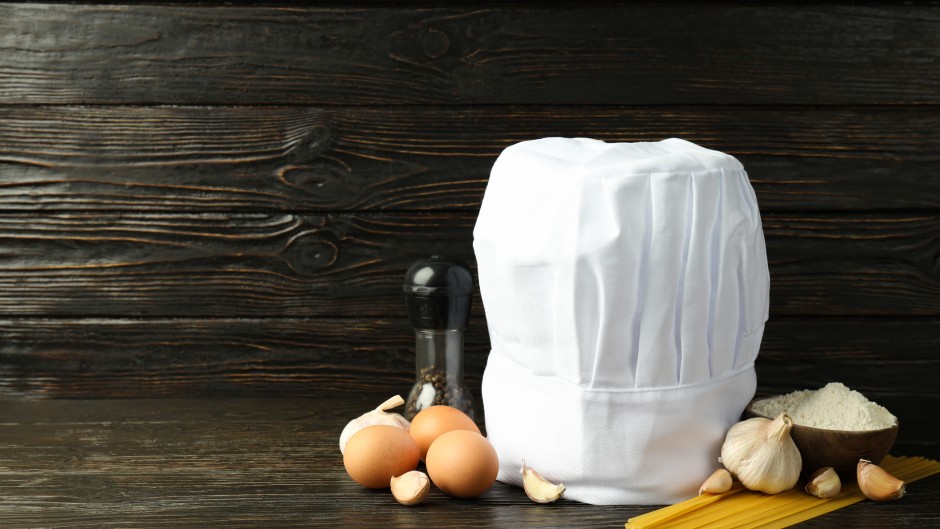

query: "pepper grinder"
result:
(402, 255), (475, 421)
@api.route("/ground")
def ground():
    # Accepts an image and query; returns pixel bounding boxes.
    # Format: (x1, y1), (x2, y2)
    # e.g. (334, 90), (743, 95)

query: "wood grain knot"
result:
(422, 28), (449, 59)
(284, 236), (337, 276)
(277, 161), (354, 200)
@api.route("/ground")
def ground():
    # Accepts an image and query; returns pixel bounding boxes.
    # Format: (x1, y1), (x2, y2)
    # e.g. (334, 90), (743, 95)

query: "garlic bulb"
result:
(720, 412), (802, 494)
(339, 395), (410, 454)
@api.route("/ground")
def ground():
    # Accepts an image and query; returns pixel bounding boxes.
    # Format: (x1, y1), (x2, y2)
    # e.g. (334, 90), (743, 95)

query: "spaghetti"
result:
(626, 455), (940, 529)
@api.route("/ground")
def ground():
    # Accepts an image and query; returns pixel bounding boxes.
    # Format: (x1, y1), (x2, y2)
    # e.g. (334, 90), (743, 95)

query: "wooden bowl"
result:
(744, 397), (898, 481)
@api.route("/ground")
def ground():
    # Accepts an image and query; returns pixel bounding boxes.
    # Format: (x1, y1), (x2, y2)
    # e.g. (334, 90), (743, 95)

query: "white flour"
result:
(751, 382), (897, 431)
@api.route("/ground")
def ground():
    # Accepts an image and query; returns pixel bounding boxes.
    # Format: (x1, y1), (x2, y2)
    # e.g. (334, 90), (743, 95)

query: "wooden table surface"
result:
(1, 396), (936, 529)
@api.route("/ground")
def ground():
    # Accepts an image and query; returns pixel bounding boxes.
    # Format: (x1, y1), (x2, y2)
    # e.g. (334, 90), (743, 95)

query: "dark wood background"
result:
(0, 2), (937, 457)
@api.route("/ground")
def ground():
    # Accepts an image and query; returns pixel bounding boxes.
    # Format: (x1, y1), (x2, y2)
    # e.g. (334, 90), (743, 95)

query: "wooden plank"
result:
(0, 212), (474, 317)
(0, 4), (938, 105)
(757, 319), (940, 400)
(0, 317), (439, 399)
(0, 398), (936, 528)
(763, 214), (940, 317)
(1, 317), (937, 408)
(1, 106), (938, 212)
(0, 212), (936, 317)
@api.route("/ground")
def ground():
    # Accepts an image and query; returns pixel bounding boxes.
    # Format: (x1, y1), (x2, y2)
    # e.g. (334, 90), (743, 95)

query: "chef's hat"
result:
(474, 138), (769, 505)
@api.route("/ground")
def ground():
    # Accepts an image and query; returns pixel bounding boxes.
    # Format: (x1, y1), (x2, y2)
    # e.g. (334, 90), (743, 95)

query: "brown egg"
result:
(409, 405), (480, 461)
(343, 425), (420, 488)
(426, 429), (499, 498)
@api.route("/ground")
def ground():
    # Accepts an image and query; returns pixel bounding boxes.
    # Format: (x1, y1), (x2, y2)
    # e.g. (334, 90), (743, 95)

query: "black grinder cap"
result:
(403, 255), (473, 331)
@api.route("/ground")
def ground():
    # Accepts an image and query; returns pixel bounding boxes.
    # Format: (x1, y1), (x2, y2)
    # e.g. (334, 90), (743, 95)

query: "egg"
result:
(343, 425), (420, 488)
(426, 429), (499, 498)
(409, 405), (480, 461)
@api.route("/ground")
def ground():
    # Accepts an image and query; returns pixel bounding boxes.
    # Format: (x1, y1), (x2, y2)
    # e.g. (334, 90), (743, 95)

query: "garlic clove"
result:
(699, 468), (733, 495)
(390, 470), (430, 506)
(720, 412), (802, 495)
(521, 461), (565, 503)
(857, 459), (905, 501)
(339, 395), (411, 454)
(805, 467), (841, 499)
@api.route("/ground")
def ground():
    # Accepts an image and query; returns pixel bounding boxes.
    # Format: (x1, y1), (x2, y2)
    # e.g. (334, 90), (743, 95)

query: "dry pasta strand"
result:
(624, 455), (940, 529)
(624, 485), (743, 528)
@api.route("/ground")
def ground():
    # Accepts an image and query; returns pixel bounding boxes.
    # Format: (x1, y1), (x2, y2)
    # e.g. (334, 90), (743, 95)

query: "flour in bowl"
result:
(751, 382), (897, 431)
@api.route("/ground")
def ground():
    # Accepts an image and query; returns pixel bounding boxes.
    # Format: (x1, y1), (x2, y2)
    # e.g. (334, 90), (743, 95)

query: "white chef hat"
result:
(474, 138), (770, 505)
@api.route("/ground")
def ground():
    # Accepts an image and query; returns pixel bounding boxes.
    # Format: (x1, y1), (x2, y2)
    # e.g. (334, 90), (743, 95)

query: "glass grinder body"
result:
(402, 256), (475, 421)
